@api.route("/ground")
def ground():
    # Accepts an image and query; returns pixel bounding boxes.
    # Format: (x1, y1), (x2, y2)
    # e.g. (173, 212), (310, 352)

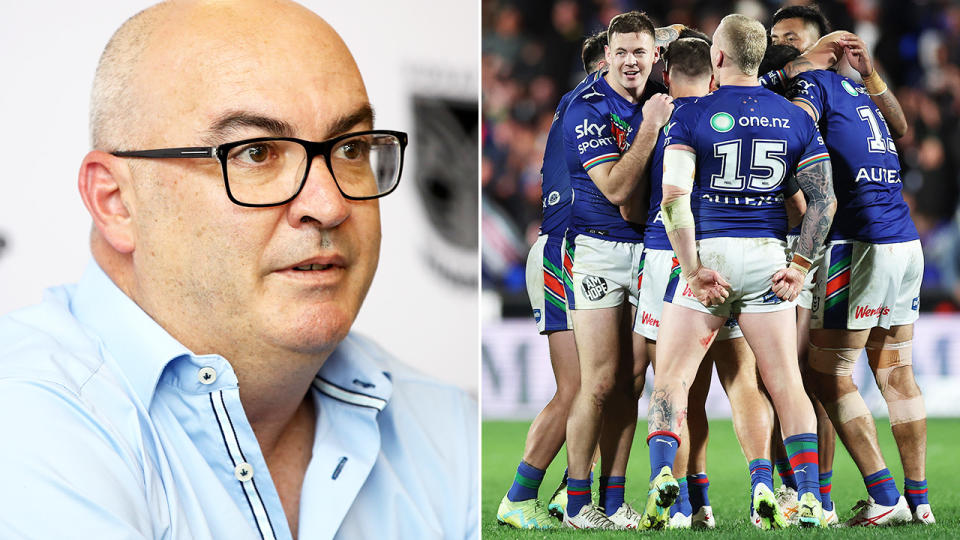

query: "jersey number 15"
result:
(710, 139), (787, 191)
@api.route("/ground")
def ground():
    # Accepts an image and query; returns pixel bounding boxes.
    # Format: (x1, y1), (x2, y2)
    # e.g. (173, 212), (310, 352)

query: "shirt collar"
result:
(313, 334), (393, 411)
(69, 261), (191, 407)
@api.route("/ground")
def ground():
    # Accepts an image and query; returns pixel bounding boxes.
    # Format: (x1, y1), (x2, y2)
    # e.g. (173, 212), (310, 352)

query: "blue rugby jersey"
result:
(789, 70), (918, 243)
(563, 75), (667, 242)
(540, 71), (603, 236)
(664, 85), (828, 240)
(643, 96), (698, 250)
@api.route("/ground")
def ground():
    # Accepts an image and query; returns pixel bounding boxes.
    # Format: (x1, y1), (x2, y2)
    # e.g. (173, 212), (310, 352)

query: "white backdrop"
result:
(0, 1), (479, 395)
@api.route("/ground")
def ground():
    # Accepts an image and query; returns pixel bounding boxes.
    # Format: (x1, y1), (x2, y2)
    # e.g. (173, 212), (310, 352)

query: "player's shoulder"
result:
(568, 74), (609, 109)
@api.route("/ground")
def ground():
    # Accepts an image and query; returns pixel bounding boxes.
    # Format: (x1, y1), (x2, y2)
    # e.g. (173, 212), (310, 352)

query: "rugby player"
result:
(496, 31), (608, 530)
(790, 30), (934, 526)
(633, 33), (779, 530)
(560, 10), (674, 529)
(638, 14), (836, 530)
(768, 5), (910, 525)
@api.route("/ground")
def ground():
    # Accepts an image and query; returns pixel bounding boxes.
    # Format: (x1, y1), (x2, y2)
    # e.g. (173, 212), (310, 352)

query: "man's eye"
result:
(336, 140), (370, 161)
(230, 143), (273, 164)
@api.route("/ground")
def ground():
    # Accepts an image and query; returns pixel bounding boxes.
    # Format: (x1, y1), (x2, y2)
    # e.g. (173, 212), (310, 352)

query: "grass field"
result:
(483, 418), (960, 538)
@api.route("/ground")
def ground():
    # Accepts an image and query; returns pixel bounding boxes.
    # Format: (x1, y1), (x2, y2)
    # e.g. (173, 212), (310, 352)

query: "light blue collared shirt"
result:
(0, 263), (477, 539)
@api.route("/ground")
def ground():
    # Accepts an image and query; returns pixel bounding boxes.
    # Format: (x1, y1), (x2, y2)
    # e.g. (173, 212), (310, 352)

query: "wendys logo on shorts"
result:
(641, 311), (660, 328)
(855, 304), (890, 319)
(681, 284), (696, 298)
(581, 276), (609, 301)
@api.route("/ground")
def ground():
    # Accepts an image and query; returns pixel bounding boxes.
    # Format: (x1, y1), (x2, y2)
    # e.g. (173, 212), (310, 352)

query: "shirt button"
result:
(235, 462), (254, 482)
(198, 367), (217, 384)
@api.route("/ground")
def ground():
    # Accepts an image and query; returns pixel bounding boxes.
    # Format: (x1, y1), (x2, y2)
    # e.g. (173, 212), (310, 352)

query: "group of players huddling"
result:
(497, 4), (935, 531)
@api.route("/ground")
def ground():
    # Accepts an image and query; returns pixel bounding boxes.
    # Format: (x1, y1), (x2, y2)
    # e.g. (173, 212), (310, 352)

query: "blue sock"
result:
(904, 478), (928, 510)
(775, 458), (798, 490)
(647, 431), (680, 480)
(566, 477), (592, 518)
(749, 458), (774, 494)
(670, 476), (691, 516)
(819, 471), (834, 511)
(507, 461), (545, 502)
(600, 476), (625, 516)
(784, 433), (821, 502)
(864, 468), (900, 507)
(687, 473), (710, 513)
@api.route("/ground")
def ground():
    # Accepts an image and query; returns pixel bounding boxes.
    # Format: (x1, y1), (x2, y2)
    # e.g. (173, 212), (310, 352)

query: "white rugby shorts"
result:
(810, 239), (922, 330)
(665, 237), (796, 318)
(634, 248), (743, 340)
(568, 234), (642, 310)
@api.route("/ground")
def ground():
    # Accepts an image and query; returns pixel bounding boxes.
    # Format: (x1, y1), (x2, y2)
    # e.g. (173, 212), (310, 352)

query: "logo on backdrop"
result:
(410, 69), (478, 289)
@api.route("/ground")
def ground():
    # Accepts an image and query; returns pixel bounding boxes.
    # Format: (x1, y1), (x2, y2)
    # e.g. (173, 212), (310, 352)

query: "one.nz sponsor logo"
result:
(582, 275), (609, 301)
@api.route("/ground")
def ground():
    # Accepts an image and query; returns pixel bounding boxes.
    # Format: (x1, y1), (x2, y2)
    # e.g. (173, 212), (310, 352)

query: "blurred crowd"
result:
(482, 0), (960, 314)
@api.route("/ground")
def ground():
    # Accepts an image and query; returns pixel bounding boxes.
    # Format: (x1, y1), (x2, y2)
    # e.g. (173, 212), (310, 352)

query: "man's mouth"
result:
(293, 263), (334, 271)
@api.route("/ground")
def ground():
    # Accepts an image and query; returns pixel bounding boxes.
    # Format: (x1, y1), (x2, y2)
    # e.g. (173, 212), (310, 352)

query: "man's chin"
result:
(266, 306), (356, 356)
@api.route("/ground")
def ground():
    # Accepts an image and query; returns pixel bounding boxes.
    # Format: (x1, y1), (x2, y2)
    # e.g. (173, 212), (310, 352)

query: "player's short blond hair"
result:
(716, 14), (767, 76)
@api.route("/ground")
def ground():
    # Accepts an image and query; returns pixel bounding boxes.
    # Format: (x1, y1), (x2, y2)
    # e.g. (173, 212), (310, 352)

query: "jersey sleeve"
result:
(795, 114), (830, 173)
(759, 69), (787, 94)
(788, 73), (827, 123)
(563, 98), (618, 171)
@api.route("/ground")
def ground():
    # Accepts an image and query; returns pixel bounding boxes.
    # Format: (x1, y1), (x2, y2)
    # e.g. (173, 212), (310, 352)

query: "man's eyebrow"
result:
(326, 104), (376, 137)
(204, 112), (295, 143)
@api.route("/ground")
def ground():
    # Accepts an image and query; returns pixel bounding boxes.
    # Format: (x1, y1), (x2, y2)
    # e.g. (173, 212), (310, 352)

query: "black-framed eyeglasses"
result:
(111, 130), (408, 207)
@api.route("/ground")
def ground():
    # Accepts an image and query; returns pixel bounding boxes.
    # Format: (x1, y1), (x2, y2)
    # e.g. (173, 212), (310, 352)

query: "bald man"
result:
(0, 1), (476, 539)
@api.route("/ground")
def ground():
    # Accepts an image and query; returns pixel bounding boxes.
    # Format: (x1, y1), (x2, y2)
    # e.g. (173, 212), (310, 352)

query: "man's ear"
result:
(662, 69), (671, 88)
(78, 151), (136, 253)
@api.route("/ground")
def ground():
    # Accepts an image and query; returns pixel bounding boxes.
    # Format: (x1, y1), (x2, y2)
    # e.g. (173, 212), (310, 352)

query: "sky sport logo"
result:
(581, 276), (608, 301)
(710, 112), (735, 132)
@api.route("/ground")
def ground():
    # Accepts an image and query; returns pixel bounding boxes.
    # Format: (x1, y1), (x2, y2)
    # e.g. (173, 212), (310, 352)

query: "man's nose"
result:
(286, 157), (350, 229)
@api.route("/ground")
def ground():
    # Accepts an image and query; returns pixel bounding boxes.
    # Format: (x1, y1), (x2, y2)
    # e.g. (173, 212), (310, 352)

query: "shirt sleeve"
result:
(759, 69), (787, 93)
(0, 380), (155, 539)
(564, 98), (618, 171)
(796, 116), (830, 173)
(788, 73), (827, 124)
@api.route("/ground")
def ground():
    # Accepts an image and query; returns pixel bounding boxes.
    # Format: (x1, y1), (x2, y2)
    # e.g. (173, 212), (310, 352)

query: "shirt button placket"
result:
(235, 462), (254, 482)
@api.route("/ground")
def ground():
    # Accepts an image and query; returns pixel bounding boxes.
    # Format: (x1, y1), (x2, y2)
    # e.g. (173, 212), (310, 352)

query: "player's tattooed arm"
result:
(793, 160), (837, 260)
(871, 89), (907, 139)
(654, 24), (684, 49)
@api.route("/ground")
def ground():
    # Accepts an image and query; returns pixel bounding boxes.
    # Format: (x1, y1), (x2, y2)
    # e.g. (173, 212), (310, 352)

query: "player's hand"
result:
(771, 266), (805, 302)
(802, 30), (851, 71)
(684, 265), (731, 307)
(839, 33), (874, 78)
(641, 93), (674, 131)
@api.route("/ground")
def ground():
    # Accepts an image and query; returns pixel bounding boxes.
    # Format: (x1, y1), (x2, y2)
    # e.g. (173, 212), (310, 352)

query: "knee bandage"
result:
(807, 343), (859, 376)
(823, 390), (872, 424)
(867, 341), (925, 425)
